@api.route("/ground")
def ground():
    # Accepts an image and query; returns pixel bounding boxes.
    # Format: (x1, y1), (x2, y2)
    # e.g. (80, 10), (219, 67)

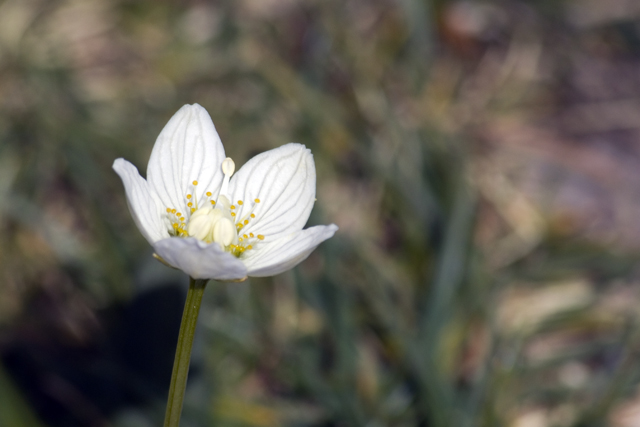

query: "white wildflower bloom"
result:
(113, 104), (338, 281)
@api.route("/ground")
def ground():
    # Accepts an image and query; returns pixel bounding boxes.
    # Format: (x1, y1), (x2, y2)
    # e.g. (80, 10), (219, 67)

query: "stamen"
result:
(163, 163), (265, 258)
(222, 158), (235, 175)
(217, 157), (235, 200)
(190, 181), (201, 209)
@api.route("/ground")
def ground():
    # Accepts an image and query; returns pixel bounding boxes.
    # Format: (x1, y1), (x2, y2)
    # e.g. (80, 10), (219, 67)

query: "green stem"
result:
(163, 277), (207, 427)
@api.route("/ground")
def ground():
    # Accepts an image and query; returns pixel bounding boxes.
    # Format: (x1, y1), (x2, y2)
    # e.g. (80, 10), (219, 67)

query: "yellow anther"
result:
(171, 209), (177, 214)
(177, 212), (182, 217)
(238, 200), (243, 205)
(166, 207), (171, 213)
(193, 180), (198, 186)
(206, 191), (212, 197)
(230, 205), (236, 209)
(231, 212), (236, 217)
(249, 233), (254, 238)
(191, 208), (195, 213)
(188, 202), (193, 207)
(180, 217), (185, 222)
(250, 213), (255, 218)
(210, 200), (216, 205)
(247, 245), (252, 250)
(186, 194), (192, 199)
(254, 198), (260, 203)
(172, 223), (179, 229)
(244, 219), (249, 225)
(243, 234), (248, 239)
(237, 223), (243, 229)
(257, 234), (264, 240)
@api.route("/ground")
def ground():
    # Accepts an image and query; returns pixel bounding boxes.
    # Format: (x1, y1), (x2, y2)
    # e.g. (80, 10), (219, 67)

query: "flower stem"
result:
(163, 277), (207, 427)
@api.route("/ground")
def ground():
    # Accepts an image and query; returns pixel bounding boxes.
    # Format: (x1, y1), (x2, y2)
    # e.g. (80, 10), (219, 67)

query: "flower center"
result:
(163, 157), (264, 257)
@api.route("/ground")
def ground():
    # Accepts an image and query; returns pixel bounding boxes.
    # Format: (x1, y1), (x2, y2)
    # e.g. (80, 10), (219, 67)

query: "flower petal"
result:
(242, 224), (338, 277)
(153, 237), (248, 281)
(229, 143), (316, 241)
(147, 104), (226, 212)
(113, 158), (167, 244)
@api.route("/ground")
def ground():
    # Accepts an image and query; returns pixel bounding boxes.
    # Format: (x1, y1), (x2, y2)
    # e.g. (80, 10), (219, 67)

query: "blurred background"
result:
(1, 0), (640, 426)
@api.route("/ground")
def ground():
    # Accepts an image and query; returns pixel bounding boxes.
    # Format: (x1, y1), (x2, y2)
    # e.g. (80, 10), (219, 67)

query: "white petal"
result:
(153, 237), (248, 281)
(229, 143), (316, 241)
(113, 158), (167, 244)
(147, 104), (226, 212)
(242, 224), (338, 277)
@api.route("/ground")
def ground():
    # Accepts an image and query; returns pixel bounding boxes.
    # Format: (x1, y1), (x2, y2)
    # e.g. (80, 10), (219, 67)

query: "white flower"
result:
(113, 104), (338, 281)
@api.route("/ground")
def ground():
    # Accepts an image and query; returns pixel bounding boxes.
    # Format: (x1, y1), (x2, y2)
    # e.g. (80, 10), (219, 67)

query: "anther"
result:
(238, 200), (243, 205)
(193, 180), (198, 186)
(249, 233), (254, 238)
(244, 220), (249, 225)
(186, 195), (192, 200)
(188, 202), (193, 207)
(254, 198), (260, 203)
(257, 234), (264, 240)
(243, 234), (248, 239)
(171, 209), (176, 214)
(206, 192), (212, 197)
(231, 205), (236, 209)
(218, 158), (236, 200)
(222, 158), (235, 175)
(250, 214), (255, 218)
(210, 200), (216, 205)
(166, 208), (171, 213)
(231, 212), (236, 217)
